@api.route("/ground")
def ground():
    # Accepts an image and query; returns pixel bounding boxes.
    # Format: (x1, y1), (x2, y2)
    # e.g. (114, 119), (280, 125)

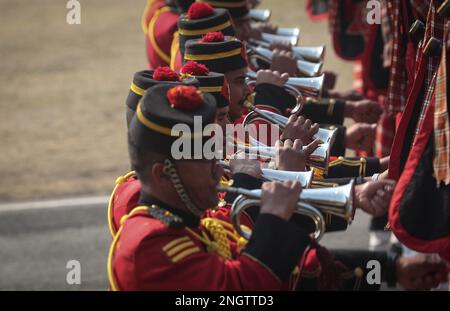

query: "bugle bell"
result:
(248, 9), (271, 22)
(275, 27), (300, 37)
(261, 33), (299, 47)
(291, 45), (326, 63)
(246, 70), (324, 98)
(249, 39), (325, 63)
(249, 46), (323, 77)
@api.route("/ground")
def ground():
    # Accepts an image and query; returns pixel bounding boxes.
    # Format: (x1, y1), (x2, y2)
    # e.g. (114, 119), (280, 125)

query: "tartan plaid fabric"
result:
(414, 2), (445, 135)
(381, 0), (394, 68)
(386, 0), (444, 114)
(433, 22), (450, 185)
(386, 0), (407, 114)
(375, 98), (396, 157)
(376, 1), (396, 157)
(416, 73), (438, 136)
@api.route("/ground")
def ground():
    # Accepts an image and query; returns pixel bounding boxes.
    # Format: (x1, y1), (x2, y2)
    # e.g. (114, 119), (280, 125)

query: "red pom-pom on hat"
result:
(202, 31), (225, 42)
(181, 61), (210, 76)
(153, 66), (180, 81)
(187, 2), (214, 20)
(167, 86), (203, 110)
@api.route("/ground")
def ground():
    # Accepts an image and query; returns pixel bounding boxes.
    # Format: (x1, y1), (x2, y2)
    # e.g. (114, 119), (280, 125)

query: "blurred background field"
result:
(0, 0), (354, 202)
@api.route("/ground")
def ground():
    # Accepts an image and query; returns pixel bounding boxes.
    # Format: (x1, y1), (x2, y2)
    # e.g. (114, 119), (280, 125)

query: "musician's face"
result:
(225, 67), (251, 121)
(176, 159), (224, 210)
(215, 106), (230, 134)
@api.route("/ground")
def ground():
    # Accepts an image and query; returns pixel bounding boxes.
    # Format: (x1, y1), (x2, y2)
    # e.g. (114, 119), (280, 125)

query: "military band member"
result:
(142, 0), (180, 69)
(109, 84), (312, 290)
(125, 66), (198, 127)
(110, 62), (240, 236)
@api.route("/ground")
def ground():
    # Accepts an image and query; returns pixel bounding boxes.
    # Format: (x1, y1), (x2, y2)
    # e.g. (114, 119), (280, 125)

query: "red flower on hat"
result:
(167, 86), (203, 110)
(202, 31), (225, 42)
(187, 2), (214, 20)
(181, 61), (210, 76)
(153, 66), (180, 81)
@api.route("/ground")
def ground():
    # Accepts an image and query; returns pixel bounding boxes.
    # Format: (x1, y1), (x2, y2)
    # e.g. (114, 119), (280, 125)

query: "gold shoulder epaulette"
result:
(148, 205), (185, 229)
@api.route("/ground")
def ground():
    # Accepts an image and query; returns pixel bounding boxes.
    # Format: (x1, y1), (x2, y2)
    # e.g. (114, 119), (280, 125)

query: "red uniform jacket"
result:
(108, 196), (310, 290)
(142, 0), (179, 69)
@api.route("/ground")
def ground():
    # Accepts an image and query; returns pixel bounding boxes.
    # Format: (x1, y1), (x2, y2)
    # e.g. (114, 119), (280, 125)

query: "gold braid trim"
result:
(329, 156), (367, 177)
(148, 6), (172, 64)
(186, 218), (249, 260)
(170, 31), (180, 70)
(107, 205), (149, 291)
(107, 171), (136, 237)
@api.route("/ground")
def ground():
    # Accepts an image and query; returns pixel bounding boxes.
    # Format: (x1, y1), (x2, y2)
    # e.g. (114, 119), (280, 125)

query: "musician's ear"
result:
(144, 161), (173, 194)
(151, 162), (169, 184)
(150, 162), (161, 178)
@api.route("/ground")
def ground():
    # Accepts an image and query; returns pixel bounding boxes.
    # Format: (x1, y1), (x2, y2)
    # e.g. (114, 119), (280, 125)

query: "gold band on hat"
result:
(184, 47), (242, 61)
(130, 83), (146, 96)
(136, 103), (206, 138)
(178, 20), (232, 36)
(198, 86), (223, 92)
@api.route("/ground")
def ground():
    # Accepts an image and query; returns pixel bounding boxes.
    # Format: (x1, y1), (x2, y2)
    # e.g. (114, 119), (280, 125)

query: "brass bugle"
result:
(292, 46), (326, 63)
(249, 39), (325, 63)
(219, 160), (314, 188)
(248, 9), (271, 22)
(298, 181), (355, 219)
(217, 184), (325, 241)
(229, 140), (330, 171)
(249, 46), (323, 77)
(261, 33), (299, 47)
(242, 107), (338, 147)
(246, 70), (324, 98)
(217, 180), (355, 241)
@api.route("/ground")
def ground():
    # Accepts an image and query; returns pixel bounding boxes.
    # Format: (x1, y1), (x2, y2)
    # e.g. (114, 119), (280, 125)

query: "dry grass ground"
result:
(0, 0), (353, 202)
